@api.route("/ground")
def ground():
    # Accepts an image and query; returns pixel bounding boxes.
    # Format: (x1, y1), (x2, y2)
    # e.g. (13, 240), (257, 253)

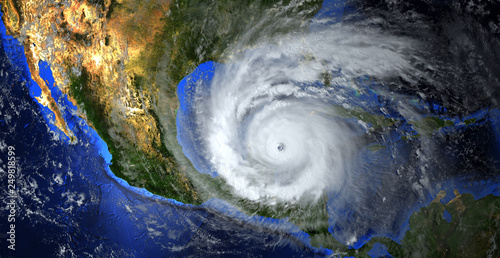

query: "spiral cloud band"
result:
(178, 24), (421, 204)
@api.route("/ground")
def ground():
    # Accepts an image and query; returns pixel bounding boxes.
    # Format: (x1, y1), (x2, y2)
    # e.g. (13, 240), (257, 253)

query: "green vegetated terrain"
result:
(166, 0), (324, 79)
(344, 192), (500, 257)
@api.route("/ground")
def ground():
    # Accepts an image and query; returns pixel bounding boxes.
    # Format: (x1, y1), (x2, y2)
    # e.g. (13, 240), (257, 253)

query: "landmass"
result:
(344, 191), (500, 257)
(1, 0), (498, 256)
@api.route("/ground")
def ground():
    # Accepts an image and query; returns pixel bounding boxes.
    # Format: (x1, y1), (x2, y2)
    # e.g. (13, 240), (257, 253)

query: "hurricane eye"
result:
(277, 143), (285, 151)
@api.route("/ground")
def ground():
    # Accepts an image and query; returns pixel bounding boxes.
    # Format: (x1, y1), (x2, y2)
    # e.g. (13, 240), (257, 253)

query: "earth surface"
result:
(1, 0), (500, 257)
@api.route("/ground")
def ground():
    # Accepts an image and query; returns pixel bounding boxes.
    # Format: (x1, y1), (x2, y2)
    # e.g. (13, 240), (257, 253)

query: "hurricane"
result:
(186, 23), (426, 204)
(176, 0), (500, 247)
